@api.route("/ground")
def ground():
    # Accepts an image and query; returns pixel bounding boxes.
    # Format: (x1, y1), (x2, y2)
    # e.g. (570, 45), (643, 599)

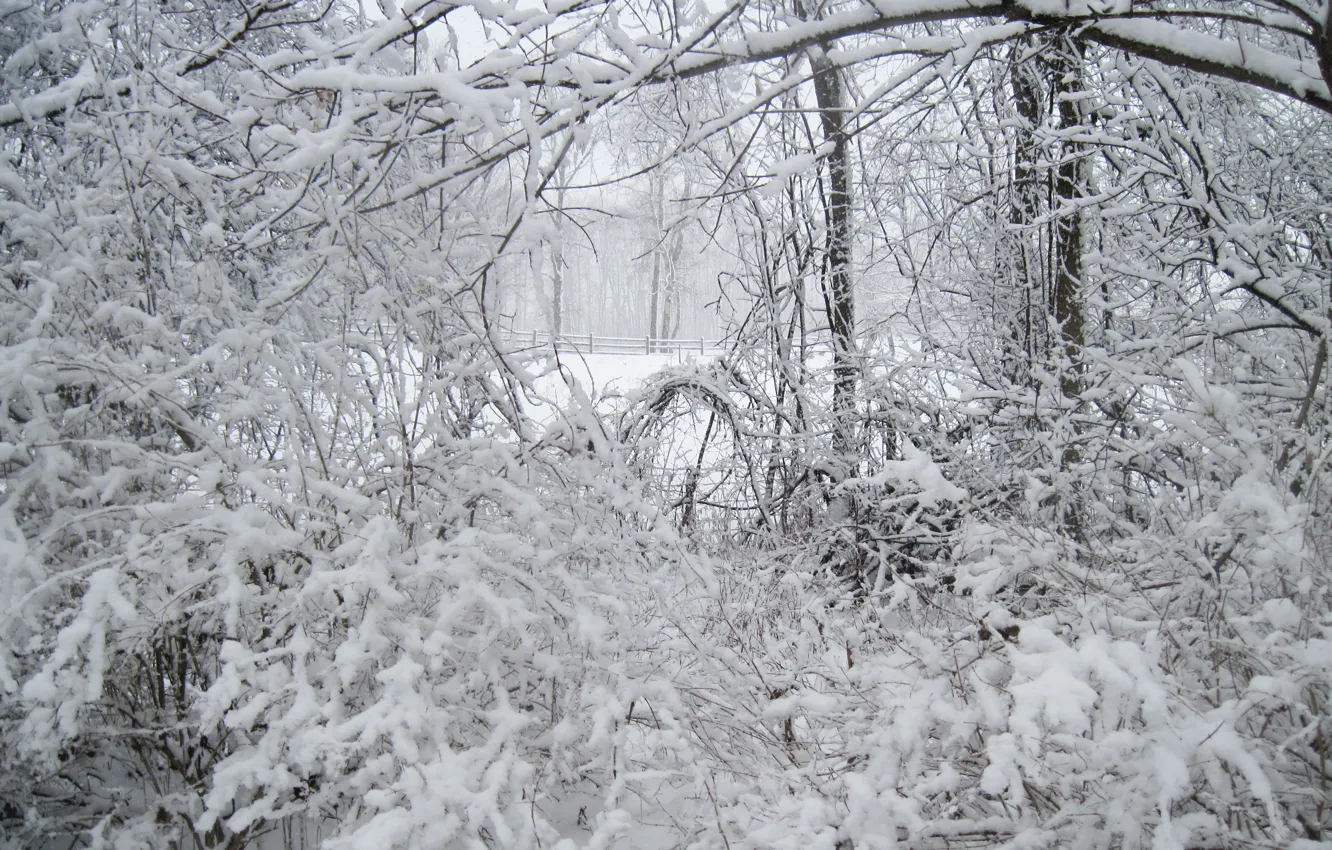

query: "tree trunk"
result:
(552, 186), (566, 337)
(811, 45), (858, 472)
(552, 247), (564, 339)
(1050, 37), (1088, 541)
(648, 174), (663, 352)
(1052, 40), (1086, 402)
(1010, 46), (1044, 383)
(663, 225), (685, 340)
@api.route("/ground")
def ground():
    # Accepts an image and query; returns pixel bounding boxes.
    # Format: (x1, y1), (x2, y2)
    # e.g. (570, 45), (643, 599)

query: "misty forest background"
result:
(3, 0), (1332, 848)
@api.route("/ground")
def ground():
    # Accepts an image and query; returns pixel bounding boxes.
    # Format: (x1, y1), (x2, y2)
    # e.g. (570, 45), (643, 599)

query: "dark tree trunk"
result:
(1010, 46), (1044, 382)
(1052, 40), (1086, 402)
(1050, 37), (1088, 541)
(811, 46), (858, 472)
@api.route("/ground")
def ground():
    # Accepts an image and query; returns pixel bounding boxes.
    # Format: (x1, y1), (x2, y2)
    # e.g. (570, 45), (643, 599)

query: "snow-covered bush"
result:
(0, 3), (681, 848)
(4, 1), (1332, 849)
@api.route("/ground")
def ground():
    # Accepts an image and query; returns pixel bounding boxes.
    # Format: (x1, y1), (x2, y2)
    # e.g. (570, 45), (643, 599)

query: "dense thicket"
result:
(3, 1), (1331, 849)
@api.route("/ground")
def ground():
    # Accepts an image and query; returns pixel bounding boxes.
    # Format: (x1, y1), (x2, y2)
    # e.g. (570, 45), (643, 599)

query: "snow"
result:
(1086, 18), (1330, 107)
(529, 350), (687, 407)
(4, 1), (1332, 848)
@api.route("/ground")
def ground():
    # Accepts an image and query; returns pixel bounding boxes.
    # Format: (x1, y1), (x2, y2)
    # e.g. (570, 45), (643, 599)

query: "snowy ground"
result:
(525, 350), (698, 417)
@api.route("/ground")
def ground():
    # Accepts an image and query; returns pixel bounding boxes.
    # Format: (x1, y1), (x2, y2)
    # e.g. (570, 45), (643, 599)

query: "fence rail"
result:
(505, 329), (726, 356)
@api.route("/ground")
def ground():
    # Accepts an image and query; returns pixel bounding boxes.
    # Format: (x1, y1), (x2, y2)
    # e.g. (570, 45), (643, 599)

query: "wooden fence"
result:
(507, 329), (725, 357)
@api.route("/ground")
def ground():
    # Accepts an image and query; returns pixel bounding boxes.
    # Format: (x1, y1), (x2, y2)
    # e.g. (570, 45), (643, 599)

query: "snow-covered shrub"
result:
(0, 3), (682, 849)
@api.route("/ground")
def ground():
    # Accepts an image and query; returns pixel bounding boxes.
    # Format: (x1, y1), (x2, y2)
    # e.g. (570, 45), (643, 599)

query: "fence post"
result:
(588, 332), (594, 353)
(699, 337), (704, 354)
(532, 328), (537, 348)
